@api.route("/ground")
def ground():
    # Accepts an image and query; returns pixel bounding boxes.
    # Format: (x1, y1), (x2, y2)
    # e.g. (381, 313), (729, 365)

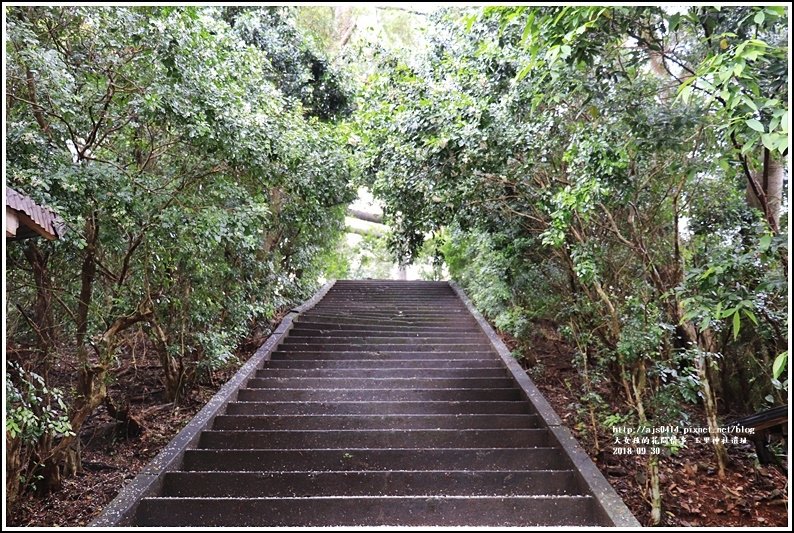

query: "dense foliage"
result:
(5, 5), (355, 503)
(223, 6), (352, 121)
(355, 6), (788, 523)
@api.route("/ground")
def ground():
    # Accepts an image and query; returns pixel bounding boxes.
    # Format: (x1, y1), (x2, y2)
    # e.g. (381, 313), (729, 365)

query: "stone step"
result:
(211, 414), (541, 431)
(281, 341), (493, 350)
(299, 315), (476, 325)
(293, 322), (477, 333)
(272, 350), (494, 359)
(136, 495), (598, 526)
(281, 333), (490, 342)
(332, 280), (451, 286)
(235, 388), (522, 402)
(246, 377), (515, 389)
(288, 329), (481, 338)
(304, 311), (472, 319)
(181, 447), (570, 472)
(162, 470), (582, 497)
(313, 301), (464, 307)
(306, 305), (466, 311)
(198, 428), (551, 449)
(225, 401), (531, 415)
(263, 358), (503, 369)
(254, 368), (508, 379)
(313, 306), (459, 309)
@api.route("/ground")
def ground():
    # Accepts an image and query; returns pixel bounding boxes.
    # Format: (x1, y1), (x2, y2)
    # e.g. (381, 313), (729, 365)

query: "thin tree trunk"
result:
(677, 317), (728, 477)
(648, 455), (662, 525)
(151, 318), (183, 402)
(694, 345), (727, 478)
(6, 436), (24, 514)
(334, 6), (356, 50)
(747, 150), (784, 231)
(23, 241), (55, 367)
(632, 359), (648, 424)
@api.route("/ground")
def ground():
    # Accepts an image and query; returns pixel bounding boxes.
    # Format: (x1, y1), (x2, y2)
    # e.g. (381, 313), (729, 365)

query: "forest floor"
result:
(8, 316), (788, 527)
(514, 322), (789, 527)
(6, 324), (272, 527)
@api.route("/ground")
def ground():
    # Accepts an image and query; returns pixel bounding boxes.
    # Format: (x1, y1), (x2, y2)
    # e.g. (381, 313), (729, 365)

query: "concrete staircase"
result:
(97, 280), (637, 526)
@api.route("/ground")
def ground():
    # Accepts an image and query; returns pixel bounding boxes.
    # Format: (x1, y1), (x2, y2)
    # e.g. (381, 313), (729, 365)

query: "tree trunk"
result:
(34, 215), (100, 492)
(632, 359), (648, 424)
(151, 318), (184, 402)
(694, 345), (727, 478)
(672, 299), (728, 478)
(6, 436), (24, 514)
(38, 214), (155, 490)
(104, 394), (144, 439)
(747, 150), (784, 231)
(334, 6), (356, 50)
(347, 208), (383, 224)
(23, 241), (55, 366)
(648, 455), (662, 525)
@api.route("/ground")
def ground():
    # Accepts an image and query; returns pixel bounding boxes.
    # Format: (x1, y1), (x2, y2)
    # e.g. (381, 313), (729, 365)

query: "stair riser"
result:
(182, 448), (570, 472)
(211, 414), (540, 430)
(313, 306), (464, 311)
(313, 302), (466, 308)
(225, 401), (531, 415)
(282, 335), (484, 343)
(136, 496), (597, 526)
(198, 429), (551, 449)
(306, 307), (469, 312)
(246, 377), (515, 389)
(293, 323), (476, 333)
(288, 331), (481, 338)
(304, 313), (474, 321)
(255, 368), (508, 378)
(271, 351), (495, 359)
(162, 470), (580, 497)
(264, 359), (503, 369)
(235, 389), (522, 402)
(298, 317), (477, 327)
(281, 344), (493, 352)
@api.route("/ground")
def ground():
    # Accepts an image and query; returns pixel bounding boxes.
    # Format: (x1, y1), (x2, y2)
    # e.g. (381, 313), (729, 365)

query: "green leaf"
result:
(515, 62), (533, 82)
(754, 11), (765, 25)
(720, 307), (737, 319)
(681, 309), (699, 323)
(464, 13), (478, 33)
(759, 234), (772, 251)
(745, 118), (765, 132)
(760, 132), (777, 151)
(732, 311), (741, 340)
(742, 309), (758, 326)
(741, 140), (757, 155)
(772, 351), (787, 379)
(520, 11), (536, 46)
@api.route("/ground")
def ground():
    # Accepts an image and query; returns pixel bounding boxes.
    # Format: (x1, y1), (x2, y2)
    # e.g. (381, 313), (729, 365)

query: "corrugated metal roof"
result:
(6, 187), (65, 239)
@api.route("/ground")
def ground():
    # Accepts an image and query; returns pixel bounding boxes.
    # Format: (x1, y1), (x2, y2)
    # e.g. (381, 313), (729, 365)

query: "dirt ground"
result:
(6, 327), (258, 527)
(514, 323), (789, 527)
(7, 318), (789, 527)
(8, 392), (223, 527)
